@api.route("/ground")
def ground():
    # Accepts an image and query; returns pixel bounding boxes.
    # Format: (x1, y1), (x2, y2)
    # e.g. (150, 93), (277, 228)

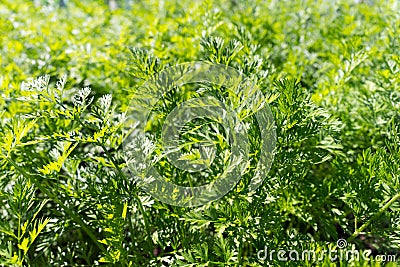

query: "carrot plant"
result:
(0, 0), (399, 266)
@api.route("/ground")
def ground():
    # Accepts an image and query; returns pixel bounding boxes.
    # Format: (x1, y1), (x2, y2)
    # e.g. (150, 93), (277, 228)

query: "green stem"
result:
(99, 144), (153, 255)
(347, 192), (400, 243)
(6, 157), (106, 253)
(63, 97), (153, 255)
(59, 97), (153, 254)
(17, 212), (21, 261)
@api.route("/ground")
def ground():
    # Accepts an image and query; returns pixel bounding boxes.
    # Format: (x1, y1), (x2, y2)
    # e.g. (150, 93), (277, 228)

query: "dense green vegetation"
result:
(0, 0), (399, 266)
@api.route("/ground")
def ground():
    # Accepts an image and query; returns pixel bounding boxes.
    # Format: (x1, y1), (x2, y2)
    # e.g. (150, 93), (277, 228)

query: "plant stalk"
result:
(347, 192), (400, 243)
